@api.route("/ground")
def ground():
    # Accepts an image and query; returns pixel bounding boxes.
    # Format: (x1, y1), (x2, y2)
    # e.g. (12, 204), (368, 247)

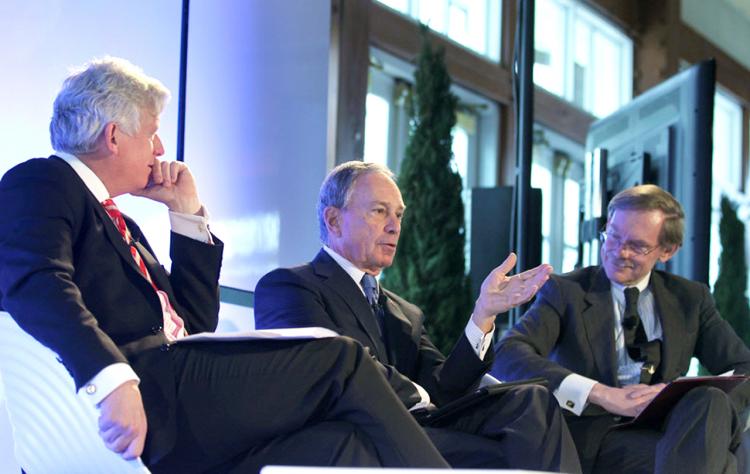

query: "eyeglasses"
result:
(599, 231), (660, 256)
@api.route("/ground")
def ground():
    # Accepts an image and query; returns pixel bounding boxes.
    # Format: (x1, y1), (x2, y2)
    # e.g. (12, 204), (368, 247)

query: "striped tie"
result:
(101, 199), (186, 341)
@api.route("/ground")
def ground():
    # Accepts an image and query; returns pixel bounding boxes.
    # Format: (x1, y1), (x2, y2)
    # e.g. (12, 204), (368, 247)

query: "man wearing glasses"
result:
(491, 184), (750, 473)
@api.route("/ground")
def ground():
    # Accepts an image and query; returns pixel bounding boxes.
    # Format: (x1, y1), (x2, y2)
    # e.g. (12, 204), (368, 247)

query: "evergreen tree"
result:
(381, 27), (471, 354)
(713, 196), (750, 348)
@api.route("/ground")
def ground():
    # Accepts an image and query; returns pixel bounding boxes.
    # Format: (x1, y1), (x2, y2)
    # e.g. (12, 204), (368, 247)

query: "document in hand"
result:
(413, 377), (548, 427)
(619, 374), (749, 429)
(174, 327), (340, 343)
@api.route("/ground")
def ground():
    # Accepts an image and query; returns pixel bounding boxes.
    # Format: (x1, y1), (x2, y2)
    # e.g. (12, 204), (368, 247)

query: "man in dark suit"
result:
(0, 57), (451, 472)
(255, 161), (581, 472)
(492, 184), (750, 473)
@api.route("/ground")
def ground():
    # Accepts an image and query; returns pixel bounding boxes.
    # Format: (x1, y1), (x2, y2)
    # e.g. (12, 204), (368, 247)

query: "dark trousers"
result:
(149, 337), (449, 473)
(568, 386), (744, 474)
(423, 384), (582, 472)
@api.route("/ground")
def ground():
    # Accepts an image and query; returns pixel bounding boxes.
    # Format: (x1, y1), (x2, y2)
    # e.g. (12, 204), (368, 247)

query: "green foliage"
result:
(713, 196), (750, 347)
(381, 26), (471, 354)
(699, 196), (750, 375)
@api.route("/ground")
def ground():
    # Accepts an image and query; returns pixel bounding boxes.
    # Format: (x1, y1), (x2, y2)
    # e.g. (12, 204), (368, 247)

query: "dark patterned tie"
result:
(361, 274), (385, 337)
(622, 287), (660, 383)
(361, 274), (379, 307)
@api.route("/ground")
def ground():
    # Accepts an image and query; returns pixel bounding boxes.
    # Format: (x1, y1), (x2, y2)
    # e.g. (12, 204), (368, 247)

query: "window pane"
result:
(534, 0), (566, 96)
(534, 0), (632, 117)
(375, 0), (500, 61)
(708, 89), (743, 288)
(591, 30), (620, 117)
(531, 163), (552, 237)
(416, 0), (448, 32)
(363, 93), (391, 167)
(452, 125), (470, 186)
(563, 178), (580, 246)
(562, 247), (579, 273)
(378, 0), (408, 13)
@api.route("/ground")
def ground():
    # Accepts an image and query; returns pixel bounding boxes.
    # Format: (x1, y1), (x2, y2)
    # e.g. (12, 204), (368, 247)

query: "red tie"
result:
(101, 199), (186, 341)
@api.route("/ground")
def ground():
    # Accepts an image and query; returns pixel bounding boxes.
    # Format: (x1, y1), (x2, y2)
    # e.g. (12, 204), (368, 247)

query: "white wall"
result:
(0, 0), (332, 468)
(185, 0), (331, 291)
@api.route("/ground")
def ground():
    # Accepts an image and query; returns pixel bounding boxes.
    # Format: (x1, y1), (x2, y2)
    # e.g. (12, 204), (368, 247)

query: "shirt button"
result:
(85, 384), (97, 395)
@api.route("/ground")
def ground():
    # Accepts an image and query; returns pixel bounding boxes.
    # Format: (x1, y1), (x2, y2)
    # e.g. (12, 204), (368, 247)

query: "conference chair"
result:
(0, 311), (150, 473)
(0, 287), (255, 472)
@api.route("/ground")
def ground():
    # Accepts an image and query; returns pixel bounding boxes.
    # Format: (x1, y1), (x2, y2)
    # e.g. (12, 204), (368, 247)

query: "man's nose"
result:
(385, 214), (400, 234)
(153, 134), (165, 156)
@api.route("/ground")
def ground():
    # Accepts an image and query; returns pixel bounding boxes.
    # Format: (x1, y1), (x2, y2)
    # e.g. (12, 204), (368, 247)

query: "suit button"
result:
(613, 416), (622, 422)
(151, 325), (162, 334)
(160, 343), (171, 352)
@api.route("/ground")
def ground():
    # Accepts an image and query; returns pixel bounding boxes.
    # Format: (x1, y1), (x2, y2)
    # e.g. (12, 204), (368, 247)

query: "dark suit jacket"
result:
(0, 156), (223, 463)
(492, 265), (750, 467)
(493, 266), (750, 404)
(254, 249), (491, 407)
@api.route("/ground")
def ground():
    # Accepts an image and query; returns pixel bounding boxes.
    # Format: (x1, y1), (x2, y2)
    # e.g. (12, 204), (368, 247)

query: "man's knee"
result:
(325, 336), (367, 359)
(682, 386), (733, 414)
(512, 384), (555, 408)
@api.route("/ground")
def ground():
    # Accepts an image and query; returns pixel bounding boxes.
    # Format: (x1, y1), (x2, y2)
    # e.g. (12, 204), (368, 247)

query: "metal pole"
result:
(512, 0), (535, 325)
(176, 0), (190, 162)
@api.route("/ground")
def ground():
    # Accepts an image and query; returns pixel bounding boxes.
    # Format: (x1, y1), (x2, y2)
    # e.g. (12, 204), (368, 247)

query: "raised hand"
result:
(132, 159), (202, 214)
(471, 252), (553, 331)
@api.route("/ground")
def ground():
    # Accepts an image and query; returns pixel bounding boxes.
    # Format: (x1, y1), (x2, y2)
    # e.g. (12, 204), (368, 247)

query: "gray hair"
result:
(318, 161), (396, 243)
(608, 184), (685, 247)
(50, 56), (171, 155)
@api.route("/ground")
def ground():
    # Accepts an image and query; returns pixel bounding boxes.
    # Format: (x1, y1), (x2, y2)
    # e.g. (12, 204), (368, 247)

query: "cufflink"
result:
(85, 384), (97, 395)
(566, 400), (575, 409)
(642, 363), (656, 375)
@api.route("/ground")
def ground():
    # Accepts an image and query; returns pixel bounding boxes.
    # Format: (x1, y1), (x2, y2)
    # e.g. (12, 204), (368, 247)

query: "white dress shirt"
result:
(554, 272), (662, 415)
(55, 152), (212, 405)
(323, 246), (493, 409)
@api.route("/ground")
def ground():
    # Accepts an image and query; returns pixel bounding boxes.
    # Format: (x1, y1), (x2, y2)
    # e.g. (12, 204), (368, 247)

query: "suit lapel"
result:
(86, 190), (147, 281)
(650, 272), (684, 382)
(381, 289), (417, 371)
(581, 268), (619, 386)
(311, 251), (389, 359)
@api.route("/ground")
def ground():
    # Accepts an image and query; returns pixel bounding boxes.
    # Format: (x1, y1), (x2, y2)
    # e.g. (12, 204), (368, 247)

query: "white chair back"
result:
(0, 311), (150, 473)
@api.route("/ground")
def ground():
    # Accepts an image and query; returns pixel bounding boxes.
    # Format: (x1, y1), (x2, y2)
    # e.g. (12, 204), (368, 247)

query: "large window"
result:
(364, 48), (499, 268)
(534, 0), (633, 117)
(375, 0), (501, 62)
(709, 88), (745, 288)
(531, 125), (584, 273)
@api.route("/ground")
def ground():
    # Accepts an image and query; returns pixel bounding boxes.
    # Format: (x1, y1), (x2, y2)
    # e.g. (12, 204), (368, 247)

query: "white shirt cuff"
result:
(408, 381), (432, 411)
(78, 363), (140, 406)
(553, 373), (598, 416)
(465, 317), (494, 360)
(169, 205), (213, 244)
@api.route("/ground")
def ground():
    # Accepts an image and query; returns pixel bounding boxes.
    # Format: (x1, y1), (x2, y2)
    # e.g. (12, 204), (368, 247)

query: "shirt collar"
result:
(323, 245), (370, 295)
(55, 151), (110, 202)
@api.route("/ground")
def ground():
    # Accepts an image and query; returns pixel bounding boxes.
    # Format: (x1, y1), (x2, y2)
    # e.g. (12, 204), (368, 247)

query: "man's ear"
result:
(658, 244), (679, 263)
(103, 122), (118, 153)
(323, 206), (342, 238)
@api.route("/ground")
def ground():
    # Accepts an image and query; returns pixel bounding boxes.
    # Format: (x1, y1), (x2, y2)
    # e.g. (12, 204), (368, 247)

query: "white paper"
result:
(175, 327), (340, 343)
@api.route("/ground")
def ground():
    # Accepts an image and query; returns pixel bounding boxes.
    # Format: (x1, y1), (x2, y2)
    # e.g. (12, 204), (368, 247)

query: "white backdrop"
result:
(0, 0), (331, 469)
